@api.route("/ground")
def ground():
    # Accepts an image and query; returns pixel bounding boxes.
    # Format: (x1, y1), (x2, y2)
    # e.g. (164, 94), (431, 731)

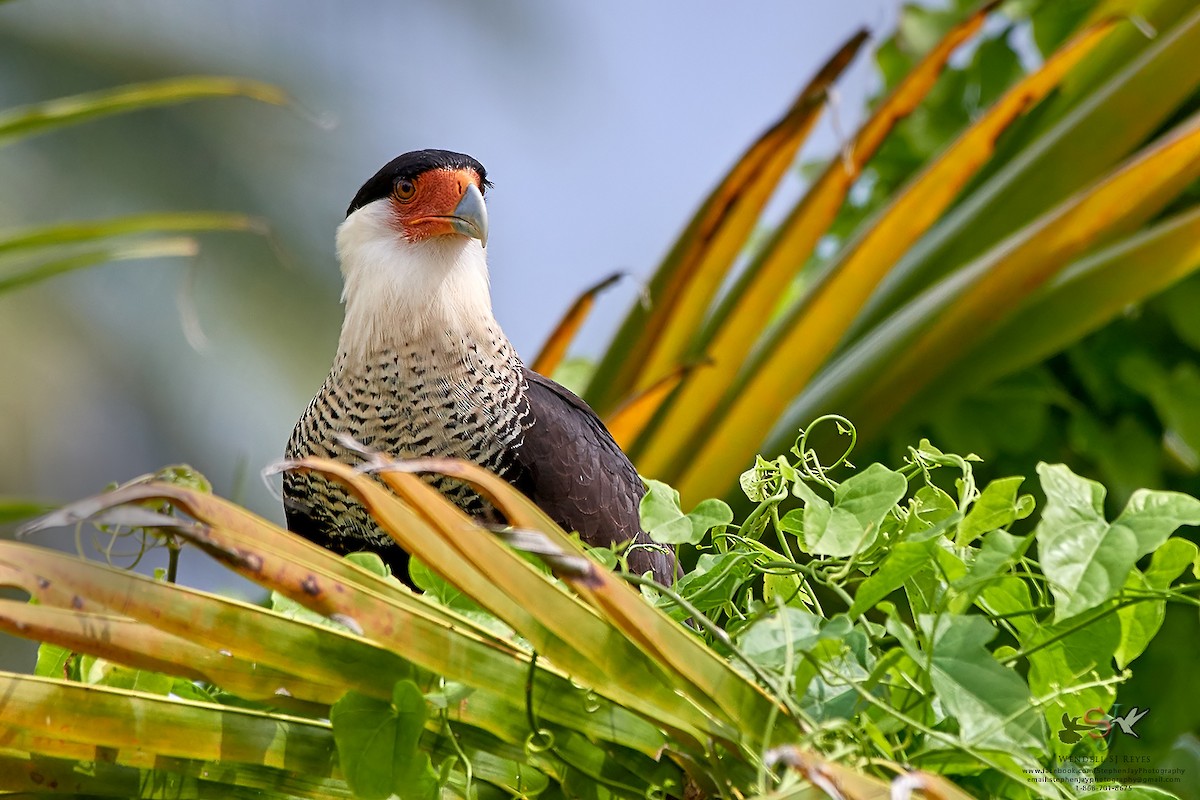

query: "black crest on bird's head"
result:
(346, 149), (491, 217)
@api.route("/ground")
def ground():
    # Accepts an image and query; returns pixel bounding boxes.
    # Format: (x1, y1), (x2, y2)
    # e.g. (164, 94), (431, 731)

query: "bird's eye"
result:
(394, 179), (417, 202)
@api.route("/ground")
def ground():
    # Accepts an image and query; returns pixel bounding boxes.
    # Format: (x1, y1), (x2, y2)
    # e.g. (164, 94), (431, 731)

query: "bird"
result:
(283, 149), (675, 585)
(1058, 713), (1087, 744)
(1109, 707), (1148, 738)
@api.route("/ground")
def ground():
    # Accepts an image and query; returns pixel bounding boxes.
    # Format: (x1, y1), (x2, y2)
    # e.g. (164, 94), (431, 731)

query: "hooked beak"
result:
(448, 182), (488, 247)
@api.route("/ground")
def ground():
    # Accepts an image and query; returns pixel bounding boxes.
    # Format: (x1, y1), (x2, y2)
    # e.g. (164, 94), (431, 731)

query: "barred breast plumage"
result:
(283, 323), (529, 562)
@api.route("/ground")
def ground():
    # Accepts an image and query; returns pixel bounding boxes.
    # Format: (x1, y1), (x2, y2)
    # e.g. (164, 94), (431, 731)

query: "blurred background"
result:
(0, 0), (898, 554)
(5, 1), (1200, 790)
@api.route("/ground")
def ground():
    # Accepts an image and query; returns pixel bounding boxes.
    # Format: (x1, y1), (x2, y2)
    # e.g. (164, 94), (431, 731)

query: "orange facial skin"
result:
(389, 167), (484, 242)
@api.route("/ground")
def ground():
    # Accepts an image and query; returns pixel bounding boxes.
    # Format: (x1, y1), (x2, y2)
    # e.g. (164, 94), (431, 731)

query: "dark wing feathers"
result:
(513, 368), (676, 583)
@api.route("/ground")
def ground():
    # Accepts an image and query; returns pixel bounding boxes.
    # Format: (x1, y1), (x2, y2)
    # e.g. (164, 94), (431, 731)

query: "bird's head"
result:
(334, 149), (499, 359)
(344, 149), (491, 247)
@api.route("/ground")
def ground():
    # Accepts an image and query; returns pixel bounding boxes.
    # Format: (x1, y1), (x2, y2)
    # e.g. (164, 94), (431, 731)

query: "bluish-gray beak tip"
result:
(450, 182), (489, 247)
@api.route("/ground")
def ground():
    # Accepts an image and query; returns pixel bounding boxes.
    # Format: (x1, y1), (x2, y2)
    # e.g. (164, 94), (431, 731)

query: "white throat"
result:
(334, 201), (496, 365)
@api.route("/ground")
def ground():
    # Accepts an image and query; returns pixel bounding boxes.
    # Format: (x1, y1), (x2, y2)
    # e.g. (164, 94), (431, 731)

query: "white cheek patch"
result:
(334, 201), (496, 365)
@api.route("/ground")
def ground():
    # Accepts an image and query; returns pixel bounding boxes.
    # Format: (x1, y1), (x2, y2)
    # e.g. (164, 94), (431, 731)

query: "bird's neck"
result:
(334, 223), (498, 367)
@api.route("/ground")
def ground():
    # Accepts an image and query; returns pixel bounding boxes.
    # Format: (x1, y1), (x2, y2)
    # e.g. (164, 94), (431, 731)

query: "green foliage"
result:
(572, 0), (1200, 521)
(640, 478), (734, 545)
(1035, 463), (1200, 620)
(0, 84), (278, 298)
(782, 463), (908, 557)
(847, 0), (1200, 514)
(8, 424), (1200, 798)
(0, 497), (54, 525)
(0, 76), (288, 145)
(331, 681), (441, 800)
(640, 419), (1200, 797)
